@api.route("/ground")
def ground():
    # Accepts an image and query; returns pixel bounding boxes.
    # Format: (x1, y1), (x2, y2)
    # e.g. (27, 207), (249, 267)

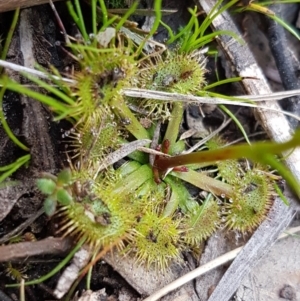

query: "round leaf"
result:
(44, 197), (57, 216)
(56, 188), (73, 205)
(36, 179), (56, 195)
(57, 169), (72, 185)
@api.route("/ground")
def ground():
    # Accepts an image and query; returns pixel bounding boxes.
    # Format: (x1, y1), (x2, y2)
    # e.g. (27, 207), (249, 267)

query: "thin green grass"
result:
(0, 85), (29, 151)
(6, 237), (86, 287)
(219, 104), (251, 145)
(0, 155), (31, 183)
(0, 8), (20, 73)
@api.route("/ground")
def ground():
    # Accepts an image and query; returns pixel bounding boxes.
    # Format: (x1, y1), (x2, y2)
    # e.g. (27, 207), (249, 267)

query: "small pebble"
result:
(279, 284), (296, 300)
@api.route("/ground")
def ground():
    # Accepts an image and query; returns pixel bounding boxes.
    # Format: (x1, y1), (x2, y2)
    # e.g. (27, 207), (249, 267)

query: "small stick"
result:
(0, 237), (73, 262)
(0, 59), (75, 84)
(0, 207), (44, 244)
(0, 0), (65, 13)
(49, 0), (70, 44)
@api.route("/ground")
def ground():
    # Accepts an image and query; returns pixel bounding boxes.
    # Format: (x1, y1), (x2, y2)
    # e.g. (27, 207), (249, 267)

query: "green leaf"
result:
(0, 154), (31, 183)
(274, 183), (289, 206)
(113, 164), (153, 195)
(56, 188), (73, 205)
(0, 8), (20, 70)
(36, 179), (56, 195)
(0, 85), (29, 151)
(163, 176), (195, 216)
(57, 169), (72, 185)
(44, 197), (57, 216)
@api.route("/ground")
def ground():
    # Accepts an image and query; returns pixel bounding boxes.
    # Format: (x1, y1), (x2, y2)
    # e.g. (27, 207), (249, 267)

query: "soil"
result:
(0, 1), (299, 301)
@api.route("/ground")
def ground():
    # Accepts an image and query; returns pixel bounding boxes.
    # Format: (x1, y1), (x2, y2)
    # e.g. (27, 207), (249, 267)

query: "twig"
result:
(264, 4), (300, 128)
(0, 0), (65, 13)
(0, 60), (75, 84)
(123, 88), (300, 102)
(53, 244), (91, 299)
(20, 279), (25, 301)
(93, 139), (151, 178)
(0, 237), (73, 262)
(0, 207), (44, 244)
(183, 116), (231, 154)
(49, 0), (70, 44)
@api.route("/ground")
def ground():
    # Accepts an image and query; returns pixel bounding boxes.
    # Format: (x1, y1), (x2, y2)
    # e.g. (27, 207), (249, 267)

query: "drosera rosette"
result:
(116, 166), (184, 270)
(181, 196), (221, 247)
(126, 208), (184, 271)
(66, 30), (155, 143)
(54, 160), (157, 252)
(118, 165), (219, 270)
(206, 135), (277, 233)
(138, 50), (206, 94)
(223, 166), (276, 232)
(55, 167), (135, 250)
(129, 49), (207, 121)
(68, 109), (120, 164)
(62, 37), (145, 161)
(56, 185), (138, 251)
(154, 131), (300, 238)
(69, 40), (139, 114)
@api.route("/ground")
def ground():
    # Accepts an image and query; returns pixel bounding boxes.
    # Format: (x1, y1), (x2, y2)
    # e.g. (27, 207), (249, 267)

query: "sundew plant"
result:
(1, 0), (300, 287)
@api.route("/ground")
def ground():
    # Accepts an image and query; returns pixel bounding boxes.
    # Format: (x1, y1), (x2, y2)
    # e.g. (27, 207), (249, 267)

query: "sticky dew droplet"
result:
(219, 223), (225, 229)
(235, 231), (241, 240)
